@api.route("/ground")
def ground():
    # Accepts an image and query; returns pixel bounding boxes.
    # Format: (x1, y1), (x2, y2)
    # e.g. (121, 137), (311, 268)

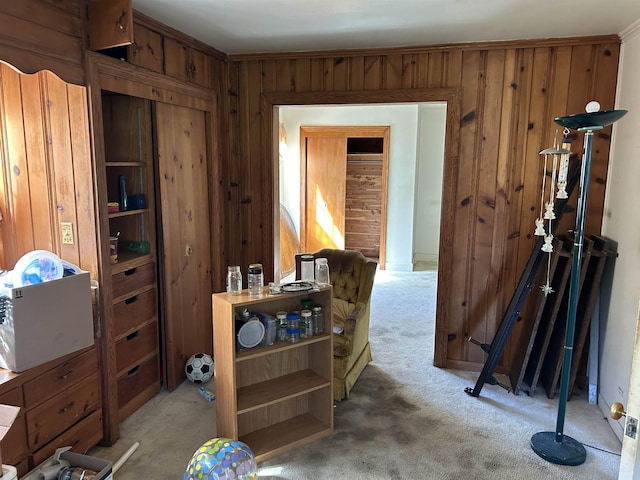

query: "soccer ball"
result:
(185, 353), (214, 384)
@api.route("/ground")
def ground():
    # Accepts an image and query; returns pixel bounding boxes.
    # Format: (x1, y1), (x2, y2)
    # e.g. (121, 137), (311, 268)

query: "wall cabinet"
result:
(212, 287), (334, 463)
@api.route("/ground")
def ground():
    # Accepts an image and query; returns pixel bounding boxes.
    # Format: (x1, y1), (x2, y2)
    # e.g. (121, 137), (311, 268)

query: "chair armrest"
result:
(334, 302), (368, 357)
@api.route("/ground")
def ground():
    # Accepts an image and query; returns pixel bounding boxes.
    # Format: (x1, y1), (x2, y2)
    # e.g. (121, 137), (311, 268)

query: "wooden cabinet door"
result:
(163, 37), (210, 87)
(154, 102), (212, 390)
(128, 23), (163, 73)
(88, 0), (134, 51)
(302, 136), (347, 253)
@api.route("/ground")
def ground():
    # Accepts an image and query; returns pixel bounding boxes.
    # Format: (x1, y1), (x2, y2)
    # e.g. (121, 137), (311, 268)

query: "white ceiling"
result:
(132, 0), (640, 55)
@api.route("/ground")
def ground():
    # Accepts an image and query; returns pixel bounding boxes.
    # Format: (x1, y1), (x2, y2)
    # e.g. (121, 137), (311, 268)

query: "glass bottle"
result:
(286, 312), (300, 343)
(312, 305), (324, 334)
(247, 263), (263, 297)
(226, 265), (242, 295)
(315, 258), (330, 286)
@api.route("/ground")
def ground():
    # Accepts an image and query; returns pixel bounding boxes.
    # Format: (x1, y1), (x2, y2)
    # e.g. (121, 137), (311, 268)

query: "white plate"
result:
(13, 250), (63, 286)
(238, 319), (265, 348)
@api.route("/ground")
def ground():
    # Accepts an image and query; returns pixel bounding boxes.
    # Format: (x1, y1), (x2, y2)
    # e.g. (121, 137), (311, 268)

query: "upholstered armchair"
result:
(295, 249), (377, 401)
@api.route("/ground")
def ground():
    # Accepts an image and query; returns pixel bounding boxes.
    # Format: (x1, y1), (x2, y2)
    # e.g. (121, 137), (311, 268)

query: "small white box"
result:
(0, 272), (94, 372)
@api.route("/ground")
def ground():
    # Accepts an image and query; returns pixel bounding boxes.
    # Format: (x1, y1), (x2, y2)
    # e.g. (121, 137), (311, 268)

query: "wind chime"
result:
(534, 130), (572, 296)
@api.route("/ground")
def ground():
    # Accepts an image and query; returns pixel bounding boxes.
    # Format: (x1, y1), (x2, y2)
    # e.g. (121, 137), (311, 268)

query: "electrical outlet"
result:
(626, 416), (638, 440)
(61, 222), (74, 245)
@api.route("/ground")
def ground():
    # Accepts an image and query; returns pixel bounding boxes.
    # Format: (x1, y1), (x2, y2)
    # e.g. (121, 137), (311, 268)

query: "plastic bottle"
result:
(315, 258), (330, 286)
(226, 265), (242, 295)
(247, 263), (263, 297)
(312, 305), (324, 334)
(286, 312), (300, 343)
(276, 311), (288, 341)
(301, 309), (313, 338)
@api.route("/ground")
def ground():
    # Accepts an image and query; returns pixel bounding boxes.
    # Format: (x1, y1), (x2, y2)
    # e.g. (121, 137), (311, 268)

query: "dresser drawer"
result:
(113, 287), (157, 340)
(118, 354), (160, 420)
(31, 409), (103, 466)
(116, 321), (158, 375)
(23, 349), (98, 409)
(112, 262), (156, 300)
(26, 373), (100, 450)
(0, 387), (27, 466)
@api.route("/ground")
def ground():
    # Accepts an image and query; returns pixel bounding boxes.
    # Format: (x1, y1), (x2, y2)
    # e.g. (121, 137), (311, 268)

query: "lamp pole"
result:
(530, 103), (627, 466)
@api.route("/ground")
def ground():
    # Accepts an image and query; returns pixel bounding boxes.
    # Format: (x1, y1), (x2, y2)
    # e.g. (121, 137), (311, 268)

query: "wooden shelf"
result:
(240, 413), (331, 463)
(236, 333), (330, 362)
(106, 161), (146, 167)
(108, 208), (149, 218)
(237, 369), (330, 413)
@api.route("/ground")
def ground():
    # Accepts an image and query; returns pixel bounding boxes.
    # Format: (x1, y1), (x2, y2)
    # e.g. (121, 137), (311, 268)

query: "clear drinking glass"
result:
(226, 265), (242, 295)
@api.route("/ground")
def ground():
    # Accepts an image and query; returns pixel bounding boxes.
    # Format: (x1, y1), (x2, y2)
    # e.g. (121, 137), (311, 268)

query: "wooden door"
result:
(154, 102), (212, 390)
(299, 126), (389, 266)
(302, 136), (347, 253)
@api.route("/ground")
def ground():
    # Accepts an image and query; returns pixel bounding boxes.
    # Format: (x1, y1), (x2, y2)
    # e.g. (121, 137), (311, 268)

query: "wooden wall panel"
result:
(227, 36), (621, 372)
(0, 0), (84, 85)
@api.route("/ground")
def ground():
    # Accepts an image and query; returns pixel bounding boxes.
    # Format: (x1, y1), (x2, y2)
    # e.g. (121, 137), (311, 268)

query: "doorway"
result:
(278, 103), (446, 279)
(299, 126), (390, 267)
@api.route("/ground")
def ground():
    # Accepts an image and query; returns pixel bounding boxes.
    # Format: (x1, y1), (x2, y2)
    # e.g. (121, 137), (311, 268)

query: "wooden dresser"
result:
(0, 346), (102, 477)
(111, 260), (161, 422)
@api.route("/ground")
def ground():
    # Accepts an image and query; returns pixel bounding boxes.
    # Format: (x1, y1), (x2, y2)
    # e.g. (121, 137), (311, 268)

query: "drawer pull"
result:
(125, 295), (138, 304)
(126, 331), (139, 341)
(58, 401), (75, 414)
(127, 365), (140, 376)
(57, 369), (74, 380)
(124, 268), (137, 276)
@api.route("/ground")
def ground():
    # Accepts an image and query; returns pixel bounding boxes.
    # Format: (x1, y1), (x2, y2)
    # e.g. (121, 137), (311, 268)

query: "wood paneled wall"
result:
(226, 36), (621, 371)
(0, 0), (85, 85)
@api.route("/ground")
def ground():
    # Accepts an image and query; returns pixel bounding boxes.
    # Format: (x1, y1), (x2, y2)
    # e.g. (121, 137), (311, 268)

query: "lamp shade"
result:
(555, 109), (627, 130)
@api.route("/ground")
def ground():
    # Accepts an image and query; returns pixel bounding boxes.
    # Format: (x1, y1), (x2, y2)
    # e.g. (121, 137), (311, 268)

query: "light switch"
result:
(61, 222), (74, 244)
(626, 416), (638, 440)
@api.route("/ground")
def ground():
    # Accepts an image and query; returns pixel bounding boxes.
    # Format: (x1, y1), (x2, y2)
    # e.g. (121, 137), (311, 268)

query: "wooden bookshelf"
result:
(212, 286), (333, 463)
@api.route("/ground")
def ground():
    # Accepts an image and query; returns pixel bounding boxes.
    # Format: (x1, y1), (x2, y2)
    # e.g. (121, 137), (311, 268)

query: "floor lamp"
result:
(530, 102), (627, 466)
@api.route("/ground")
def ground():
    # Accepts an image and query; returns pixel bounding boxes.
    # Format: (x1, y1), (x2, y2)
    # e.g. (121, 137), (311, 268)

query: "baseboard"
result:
(384, 262), (414, 271)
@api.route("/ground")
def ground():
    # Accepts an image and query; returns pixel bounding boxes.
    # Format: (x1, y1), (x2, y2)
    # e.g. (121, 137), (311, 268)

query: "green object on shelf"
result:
(119, 239), (150, 254)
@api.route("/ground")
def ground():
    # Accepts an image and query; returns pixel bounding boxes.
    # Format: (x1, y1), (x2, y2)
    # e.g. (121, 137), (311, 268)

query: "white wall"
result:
(413, 103), (447, 265)
(600, 22), (640, 445)
(279, 103), (445, 271)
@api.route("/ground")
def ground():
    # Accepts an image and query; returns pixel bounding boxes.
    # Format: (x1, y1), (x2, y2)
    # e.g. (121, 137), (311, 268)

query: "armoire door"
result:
(154, 102), (212, 390)
(302, 136), (347, 253)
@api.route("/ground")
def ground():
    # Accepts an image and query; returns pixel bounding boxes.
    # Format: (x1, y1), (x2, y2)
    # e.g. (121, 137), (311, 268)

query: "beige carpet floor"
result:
(89, 268), (621, 479)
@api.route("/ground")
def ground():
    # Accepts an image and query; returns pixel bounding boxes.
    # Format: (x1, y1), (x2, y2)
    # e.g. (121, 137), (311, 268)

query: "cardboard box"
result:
(0, 404), (20, 469)
(0, 272), (94, 372)
(21, 448), (112, 480)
